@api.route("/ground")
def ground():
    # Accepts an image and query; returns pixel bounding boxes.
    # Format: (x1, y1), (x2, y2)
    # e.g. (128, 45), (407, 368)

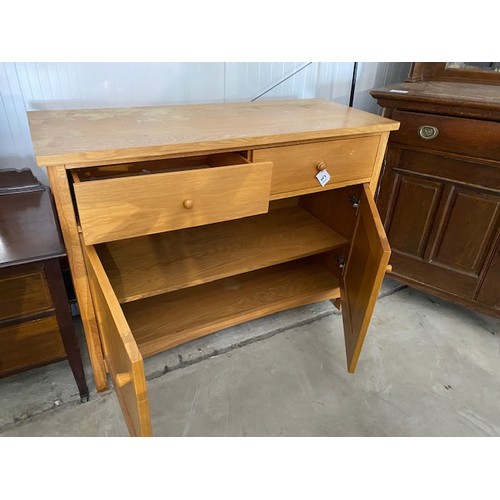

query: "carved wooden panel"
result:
(386, 174), (443, 258)
(476, 235), (500, 308)
(377, 145), (500, 305)
(428, 187), (500, 276)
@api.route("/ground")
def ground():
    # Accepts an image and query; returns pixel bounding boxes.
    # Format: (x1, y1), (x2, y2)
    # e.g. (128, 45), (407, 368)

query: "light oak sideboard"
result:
(28, 99), (399, 436)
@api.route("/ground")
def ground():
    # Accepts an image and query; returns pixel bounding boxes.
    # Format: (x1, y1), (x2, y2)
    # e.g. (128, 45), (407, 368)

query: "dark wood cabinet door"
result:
(379, 147), (500, 300)
(385, 173), (443, 259)
(476, 235), (500, 309)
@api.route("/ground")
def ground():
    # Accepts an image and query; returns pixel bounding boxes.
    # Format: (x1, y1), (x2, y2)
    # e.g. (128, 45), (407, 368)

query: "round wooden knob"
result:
(316, 161), (327, 171)
(183, 199), (194, 209)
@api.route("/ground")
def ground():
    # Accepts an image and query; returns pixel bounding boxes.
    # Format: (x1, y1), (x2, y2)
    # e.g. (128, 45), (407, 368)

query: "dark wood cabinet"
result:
(371, 63), (500, 319)
(477, 235), (500, 308)
(0, 170), (89, 400)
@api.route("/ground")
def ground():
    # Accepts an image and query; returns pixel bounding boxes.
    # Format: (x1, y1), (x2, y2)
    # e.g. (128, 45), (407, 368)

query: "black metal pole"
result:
(349, 62), (358, 107)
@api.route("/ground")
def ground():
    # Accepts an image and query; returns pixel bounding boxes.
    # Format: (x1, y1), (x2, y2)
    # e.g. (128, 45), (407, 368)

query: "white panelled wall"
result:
(0, 62), (410, 183)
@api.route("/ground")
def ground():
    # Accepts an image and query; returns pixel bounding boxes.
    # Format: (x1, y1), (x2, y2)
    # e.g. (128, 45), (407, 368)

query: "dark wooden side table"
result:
(0, 169), (89, 402)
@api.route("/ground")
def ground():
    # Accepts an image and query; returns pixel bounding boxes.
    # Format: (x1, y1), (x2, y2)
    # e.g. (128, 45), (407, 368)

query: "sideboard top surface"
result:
(27, 99), (399, 168)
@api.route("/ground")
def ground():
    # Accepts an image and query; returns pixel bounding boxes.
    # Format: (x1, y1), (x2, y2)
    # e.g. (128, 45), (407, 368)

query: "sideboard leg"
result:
(44, 258), (90, 401)
(47, 165), (108, 392)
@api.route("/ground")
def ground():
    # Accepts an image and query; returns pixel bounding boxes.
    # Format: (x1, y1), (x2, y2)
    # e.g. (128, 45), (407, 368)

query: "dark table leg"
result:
(44, 258), (90, 402)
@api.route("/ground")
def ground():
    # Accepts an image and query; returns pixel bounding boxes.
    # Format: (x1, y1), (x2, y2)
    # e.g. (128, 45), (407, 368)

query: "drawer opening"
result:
(73, 152), (250, 182)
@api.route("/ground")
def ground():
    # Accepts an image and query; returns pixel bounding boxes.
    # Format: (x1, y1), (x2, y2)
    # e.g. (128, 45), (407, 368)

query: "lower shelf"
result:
(123, 257), (340, 358)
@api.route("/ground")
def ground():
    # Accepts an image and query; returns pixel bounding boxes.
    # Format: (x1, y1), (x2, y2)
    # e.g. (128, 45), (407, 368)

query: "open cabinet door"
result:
(341, 184), (391, 373)
(83, 242), (152, 436)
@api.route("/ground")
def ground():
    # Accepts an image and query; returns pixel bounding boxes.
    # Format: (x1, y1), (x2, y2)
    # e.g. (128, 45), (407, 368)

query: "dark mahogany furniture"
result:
(0, 169), (89, 401)
(371, 62), (500, 319)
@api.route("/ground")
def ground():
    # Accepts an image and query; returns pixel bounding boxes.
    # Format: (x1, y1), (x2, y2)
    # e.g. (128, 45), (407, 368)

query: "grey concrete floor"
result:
(1, 278), (499, 437)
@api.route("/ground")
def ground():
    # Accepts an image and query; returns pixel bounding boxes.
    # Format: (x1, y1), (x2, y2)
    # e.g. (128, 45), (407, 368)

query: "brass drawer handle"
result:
(417, 125), (439, 140)
(183, 199), (194, 209)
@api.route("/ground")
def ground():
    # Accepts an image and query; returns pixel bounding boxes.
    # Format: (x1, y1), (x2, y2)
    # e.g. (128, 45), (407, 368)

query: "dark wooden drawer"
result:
(390, 110), (500, 161)
(395, 149), (500, 192)
(0, 263), (53, 322)
(0, 315), (66, 376)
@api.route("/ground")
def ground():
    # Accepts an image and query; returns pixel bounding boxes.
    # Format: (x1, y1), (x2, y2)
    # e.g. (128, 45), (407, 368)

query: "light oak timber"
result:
(269, 177), (373, 201)
(46, 166), (108, 391)
(83, 241), (152, 436)
(28, 100), (399, 168)
(301, 184), (365, 284)
(254, 135), (380, 197)
(29, 100), (399, 433)
(340, 185), (391, 372)
(123, 258), (341, 358)
(97, 206), (348, 303)
(74, 160), (273, 245)
(300, 184), (391, 372)
(370, 132), (390, 194)
(74, 152), (250, 181)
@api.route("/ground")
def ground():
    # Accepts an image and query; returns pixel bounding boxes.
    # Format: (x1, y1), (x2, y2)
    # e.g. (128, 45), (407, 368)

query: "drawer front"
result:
(390, 110), (500, 161)
(0, 263), (53, 322)
(0, 315), (65, 377)
(74, 158), (273, 244)
(253, 136), (380, 198)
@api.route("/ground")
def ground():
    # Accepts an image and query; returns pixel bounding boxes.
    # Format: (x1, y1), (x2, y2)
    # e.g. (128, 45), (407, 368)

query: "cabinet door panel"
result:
(83, 242), (152, 437)
(428, 187), (500, 275)
(477, 236), (500, 308)
(379, 145), (500, 301)
(387, 175), (443, 258)
(341, 184), (391, 373)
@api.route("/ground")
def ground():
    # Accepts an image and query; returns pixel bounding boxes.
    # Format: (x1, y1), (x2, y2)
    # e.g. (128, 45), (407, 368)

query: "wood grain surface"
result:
(83, 241), (152, 436)
(340, 184), (391, 373)
(253, 135), (380, 197)
(0, 315), (66, 377)
(47, 166), (108, 390)
(28, 99), (399, 167)
(74, 161), (273, 244)
(123, 258), (341, 358)
(0, 184), (65, 267)
(0, 263), (52, 321)
(389, 109), (500, 161)
(97, 206), (348, 303)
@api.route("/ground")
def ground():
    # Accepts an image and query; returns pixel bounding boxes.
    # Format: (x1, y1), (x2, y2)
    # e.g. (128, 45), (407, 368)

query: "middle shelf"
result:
(96, 205), (348, 304)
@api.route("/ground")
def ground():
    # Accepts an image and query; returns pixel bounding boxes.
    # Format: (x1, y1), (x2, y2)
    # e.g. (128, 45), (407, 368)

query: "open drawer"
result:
(81, 185), (390, 436)
(73, 153), (273, 245)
